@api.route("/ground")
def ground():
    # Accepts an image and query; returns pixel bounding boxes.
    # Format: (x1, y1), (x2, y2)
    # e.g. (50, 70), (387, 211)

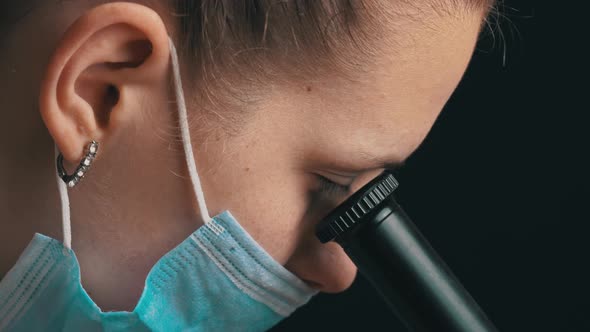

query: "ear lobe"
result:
(39, 2), (170, 163)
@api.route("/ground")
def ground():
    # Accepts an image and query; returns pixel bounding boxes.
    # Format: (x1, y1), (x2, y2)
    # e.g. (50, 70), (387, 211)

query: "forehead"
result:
(290, 12), (485, 166)
(234, 11), (486, 174)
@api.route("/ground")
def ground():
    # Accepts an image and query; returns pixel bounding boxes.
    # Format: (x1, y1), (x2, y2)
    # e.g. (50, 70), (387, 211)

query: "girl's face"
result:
(196, 13), (485, 291)
(0, 2), (487, 308)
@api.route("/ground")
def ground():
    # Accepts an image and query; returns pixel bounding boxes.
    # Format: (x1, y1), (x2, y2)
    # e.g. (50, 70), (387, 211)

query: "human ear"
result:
(39, 2), (171, 163)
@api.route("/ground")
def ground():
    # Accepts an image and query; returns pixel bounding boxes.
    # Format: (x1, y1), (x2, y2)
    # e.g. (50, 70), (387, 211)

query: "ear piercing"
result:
(56, 141), (99, 188)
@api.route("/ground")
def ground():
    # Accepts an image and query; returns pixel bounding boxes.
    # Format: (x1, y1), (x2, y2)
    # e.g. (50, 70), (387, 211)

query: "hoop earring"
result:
(56, 141), (99, 188)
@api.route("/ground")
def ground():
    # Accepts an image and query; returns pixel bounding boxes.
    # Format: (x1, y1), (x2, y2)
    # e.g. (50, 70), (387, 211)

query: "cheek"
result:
(231, 189), (311, 265)
(200, 155), (315, 265)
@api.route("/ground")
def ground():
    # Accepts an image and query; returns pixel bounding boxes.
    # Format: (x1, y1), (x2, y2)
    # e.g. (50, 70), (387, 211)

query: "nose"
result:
(285, 239), (357, 293)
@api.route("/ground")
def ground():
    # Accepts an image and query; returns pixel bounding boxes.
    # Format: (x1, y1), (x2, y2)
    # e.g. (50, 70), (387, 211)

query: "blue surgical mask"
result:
(0, 37), (317, 332)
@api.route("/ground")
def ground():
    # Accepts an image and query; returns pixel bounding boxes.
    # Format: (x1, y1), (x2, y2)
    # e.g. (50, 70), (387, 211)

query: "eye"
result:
(316, 175), (351, 197)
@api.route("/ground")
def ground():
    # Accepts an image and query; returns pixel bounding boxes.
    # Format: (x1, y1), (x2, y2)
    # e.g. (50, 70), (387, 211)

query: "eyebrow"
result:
(357, 151), (407, 171)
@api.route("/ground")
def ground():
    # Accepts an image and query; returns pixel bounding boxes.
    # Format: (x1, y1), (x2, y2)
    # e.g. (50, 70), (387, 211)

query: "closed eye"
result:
(316, 175), (351, 197)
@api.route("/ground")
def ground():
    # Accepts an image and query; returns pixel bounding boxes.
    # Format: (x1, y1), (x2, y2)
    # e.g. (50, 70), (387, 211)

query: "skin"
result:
(0, 2), (485, 312)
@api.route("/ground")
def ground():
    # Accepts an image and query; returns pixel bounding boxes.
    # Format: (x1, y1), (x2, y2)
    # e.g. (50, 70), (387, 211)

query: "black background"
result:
(272, 0), (589, 331)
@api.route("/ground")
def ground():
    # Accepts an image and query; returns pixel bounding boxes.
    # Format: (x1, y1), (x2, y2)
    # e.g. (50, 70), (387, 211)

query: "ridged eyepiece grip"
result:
(316, 170), (399, 243)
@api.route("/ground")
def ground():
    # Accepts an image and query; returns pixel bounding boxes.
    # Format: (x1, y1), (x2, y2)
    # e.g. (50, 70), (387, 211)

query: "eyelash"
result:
(316, 175), (351, 196)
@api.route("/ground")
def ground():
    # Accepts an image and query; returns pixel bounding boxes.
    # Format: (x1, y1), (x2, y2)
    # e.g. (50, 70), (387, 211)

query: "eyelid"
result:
(316, 170), (356, 184)
(316, 174), (351, 197)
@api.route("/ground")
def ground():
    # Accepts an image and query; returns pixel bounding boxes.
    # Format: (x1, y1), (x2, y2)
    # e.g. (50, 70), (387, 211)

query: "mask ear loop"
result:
(168, 37), (212, 225)
(55, 144), (72, 250)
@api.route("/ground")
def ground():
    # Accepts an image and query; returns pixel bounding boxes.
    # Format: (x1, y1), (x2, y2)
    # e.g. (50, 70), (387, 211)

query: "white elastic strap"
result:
(169, 37), (212, 225)
(54, 144), (72, 250)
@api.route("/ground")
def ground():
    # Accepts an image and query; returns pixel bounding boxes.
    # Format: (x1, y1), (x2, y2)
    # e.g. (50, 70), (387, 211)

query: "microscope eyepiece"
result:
(315, 170), (498, 332)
